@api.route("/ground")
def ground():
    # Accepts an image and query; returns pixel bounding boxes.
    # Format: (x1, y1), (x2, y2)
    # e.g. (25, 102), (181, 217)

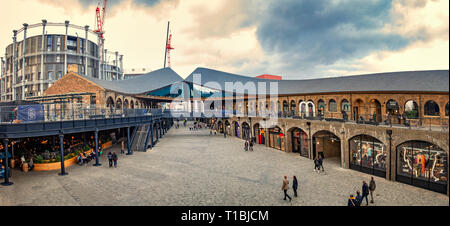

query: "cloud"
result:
(254, 0), (411, 75)
(184, 0), (264, 39)
(34, 0), (179, 18)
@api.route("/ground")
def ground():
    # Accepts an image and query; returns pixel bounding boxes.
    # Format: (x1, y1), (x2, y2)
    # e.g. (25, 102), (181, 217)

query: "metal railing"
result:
(0, 105), (162, 124)
(160, 109), (449, 132)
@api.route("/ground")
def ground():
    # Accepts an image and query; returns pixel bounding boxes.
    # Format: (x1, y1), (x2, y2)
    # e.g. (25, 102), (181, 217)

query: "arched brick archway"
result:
(116, 98), (122, 110)
(312, 130), (341, 161)
(123, 99), (129, 109)
(106, 96), (114, 109)
(287, 126), (309, 157)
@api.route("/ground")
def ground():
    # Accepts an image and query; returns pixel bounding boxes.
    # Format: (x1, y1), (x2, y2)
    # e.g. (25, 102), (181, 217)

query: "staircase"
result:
(131, 124), (150, 152)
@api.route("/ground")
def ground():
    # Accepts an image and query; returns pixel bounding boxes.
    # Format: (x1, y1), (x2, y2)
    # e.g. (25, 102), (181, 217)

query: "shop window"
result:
(404, 100), (419, 119)
(424, 100), (440, 116)
(349, 135), (386, 175)
(329, 99), (337, 112)
(396, 141), (448, 194)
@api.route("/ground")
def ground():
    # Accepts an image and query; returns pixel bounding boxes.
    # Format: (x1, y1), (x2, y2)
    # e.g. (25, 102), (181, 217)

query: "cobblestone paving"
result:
(0, 123), (448, 206)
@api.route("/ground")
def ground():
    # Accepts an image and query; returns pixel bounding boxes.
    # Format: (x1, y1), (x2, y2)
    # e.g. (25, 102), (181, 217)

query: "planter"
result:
(33, 149), (93, 171)
(101, 141), (113, 150)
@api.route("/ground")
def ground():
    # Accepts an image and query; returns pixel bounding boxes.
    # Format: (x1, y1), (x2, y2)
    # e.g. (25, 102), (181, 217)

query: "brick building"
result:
(41, 66), (449, 194)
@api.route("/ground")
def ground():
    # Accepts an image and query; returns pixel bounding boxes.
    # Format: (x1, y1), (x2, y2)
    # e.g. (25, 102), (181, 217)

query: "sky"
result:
(0, 0), (448, 79)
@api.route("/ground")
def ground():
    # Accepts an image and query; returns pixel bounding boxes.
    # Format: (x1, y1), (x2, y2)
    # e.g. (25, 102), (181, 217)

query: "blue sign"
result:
(17, 105), (45, 122)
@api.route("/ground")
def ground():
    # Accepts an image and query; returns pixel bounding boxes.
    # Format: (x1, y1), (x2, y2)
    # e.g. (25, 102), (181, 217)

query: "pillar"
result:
(84, 25), (89, 77)
(119, 55), (123, 80)
(126, 126), (132, 155)
(103, 47), (107, 80)
(12, 30), (17, 100)
(64, 21), (69, 75)
(156, 121), (159, 142)
(40, 20), (46, 95)
(97, 33), (101, 79)
(115, 51), (118, 80)
(150, 123), (154, 148)
(1, 139), (13, 186)
(93, 129), (101, 166)
(21, 23), (28, 100)
(58, 134), (68, 176)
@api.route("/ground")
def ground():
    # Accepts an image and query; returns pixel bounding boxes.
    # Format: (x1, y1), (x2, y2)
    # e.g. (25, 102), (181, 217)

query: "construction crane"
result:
(164, 21), (174, 68)
(94, 0), (108, 38)
(166, 33), (174, 68)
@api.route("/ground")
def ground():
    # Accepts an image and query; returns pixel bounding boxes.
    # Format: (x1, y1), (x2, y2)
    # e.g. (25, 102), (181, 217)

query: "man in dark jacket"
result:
(362, 181), (370, 206)
(107, 152), (113, 168)
(292, 176), (298, 197)
(369, 177), (376, 204)
(347, 195), (357, 207)
(355, 191), (362, 206)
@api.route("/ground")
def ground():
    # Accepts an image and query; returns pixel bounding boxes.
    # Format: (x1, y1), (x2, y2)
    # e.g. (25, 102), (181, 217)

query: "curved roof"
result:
(82, 67), (184, 95)
(185, 67), (449, 95)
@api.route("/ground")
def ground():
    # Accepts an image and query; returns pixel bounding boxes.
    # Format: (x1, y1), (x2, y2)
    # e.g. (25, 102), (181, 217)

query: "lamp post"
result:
(307, 122), (312, 159)
(386, 129), (393, 180)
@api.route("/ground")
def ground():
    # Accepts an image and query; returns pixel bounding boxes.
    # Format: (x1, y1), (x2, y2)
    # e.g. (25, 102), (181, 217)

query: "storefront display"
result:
(349, 135), (386, 177)
(396, 141), (448, 194)
(292, 128), (309, 158)
(269, 127), (285, 151)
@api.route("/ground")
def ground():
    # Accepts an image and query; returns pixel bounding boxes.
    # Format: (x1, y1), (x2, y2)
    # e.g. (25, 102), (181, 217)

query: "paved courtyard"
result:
(0, 123), (448, 206)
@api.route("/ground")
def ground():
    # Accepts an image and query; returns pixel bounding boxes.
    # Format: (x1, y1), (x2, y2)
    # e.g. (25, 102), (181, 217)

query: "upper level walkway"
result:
(0, 107), (164, 139)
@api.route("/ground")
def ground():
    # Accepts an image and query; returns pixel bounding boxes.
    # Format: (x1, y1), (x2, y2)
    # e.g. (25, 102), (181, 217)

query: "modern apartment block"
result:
(0, 20), (124, 102)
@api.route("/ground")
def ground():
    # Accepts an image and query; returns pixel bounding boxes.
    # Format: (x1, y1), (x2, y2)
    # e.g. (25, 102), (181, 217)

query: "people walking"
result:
(292, 176), (298, 197)
(318, 156), (324, 172)
(369, 177), (376, 204)
(112, 152), (118, 168)
(361, 180), (370, 206)
(348, 194), (357, 207)
(108, 152), (113, 168)
(244, 140), (249, 151)
(282, 176), (292, 201)
(249, 140), (254, 151)
(313, 157), (320, 172)
(121, 140), (125, 154)
(355, 191), (362, 206)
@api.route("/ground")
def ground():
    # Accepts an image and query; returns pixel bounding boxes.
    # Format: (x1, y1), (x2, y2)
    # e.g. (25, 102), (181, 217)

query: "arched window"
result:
(290, 100), (296, 115)
(445, 102), (449, 116)
(283, 101), (289, 115)
(299, 101), (306, 116)
(386, 99), (399, 115)
(329, 99), (337, 112)
(404, 100), (419, 119)
(318, 99), (325, 114)
(424, 100), (440, 116)
(341, 99), (350, 112)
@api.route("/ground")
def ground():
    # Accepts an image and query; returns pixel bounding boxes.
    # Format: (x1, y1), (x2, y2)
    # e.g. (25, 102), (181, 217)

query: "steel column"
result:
(1, 139), (13, 186)
(127, 126), (132, 155)
(58, 134), (67, 176)
(93, 129), (101, 166)
(64, 21), (69, 75)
